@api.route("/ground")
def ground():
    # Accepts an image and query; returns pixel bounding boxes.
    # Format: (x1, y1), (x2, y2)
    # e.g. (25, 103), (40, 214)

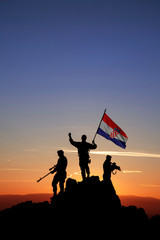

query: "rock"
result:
(0, 176), (159, 237)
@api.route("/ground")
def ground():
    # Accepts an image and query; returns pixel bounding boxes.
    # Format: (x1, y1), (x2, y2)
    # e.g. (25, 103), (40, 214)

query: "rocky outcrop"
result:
(0, 176), (159, 237)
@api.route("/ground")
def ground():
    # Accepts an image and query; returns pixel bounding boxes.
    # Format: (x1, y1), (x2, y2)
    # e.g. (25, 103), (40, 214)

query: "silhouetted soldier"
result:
(50, 150), (67, 197)
(103, 155), (121, 181)
(103, 155), (121, 197)
(68, 133), (97, 180)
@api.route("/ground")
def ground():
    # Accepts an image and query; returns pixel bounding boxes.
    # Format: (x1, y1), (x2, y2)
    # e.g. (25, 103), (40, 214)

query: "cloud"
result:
(0, 180), (35, 183)
(140, 184), (160, 188)
(66, 150), (160, 158)
(21, 148), (40, 152)
(67, 171), (82, 178)
(74, 171), (81, 175)
(90, 151), (160, 158)
(7, 159), (12, 162)
(0, 168), (41, 171)
(122, 170), (142, 174)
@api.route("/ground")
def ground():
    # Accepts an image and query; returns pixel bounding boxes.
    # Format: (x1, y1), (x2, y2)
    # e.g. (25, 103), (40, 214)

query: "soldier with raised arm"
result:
(68, 133), (97, 181)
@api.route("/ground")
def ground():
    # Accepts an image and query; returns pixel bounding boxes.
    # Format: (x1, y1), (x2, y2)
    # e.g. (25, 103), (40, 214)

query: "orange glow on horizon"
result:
(0, 150), (160, 199)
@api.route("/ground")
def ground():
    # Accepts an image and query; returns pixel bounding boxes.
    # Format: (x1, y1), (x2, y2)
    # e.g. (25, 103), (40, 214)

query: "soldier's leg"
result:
(79, 159), (86, 181)
(86, 163), (90, 178)
(81, 165), (86, 181)
(59, 180), (64, 193)
(59, 172), (66, 193)
(52, 174), (59, 196)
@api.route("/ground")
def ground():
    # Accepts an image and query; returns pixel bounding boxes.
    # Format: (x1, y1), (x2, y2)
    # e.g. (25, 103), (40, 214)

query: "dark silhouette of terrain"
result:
(0, 193), (159, 216)
(120, 195), (160, 218)
(0, 177), (159, 237)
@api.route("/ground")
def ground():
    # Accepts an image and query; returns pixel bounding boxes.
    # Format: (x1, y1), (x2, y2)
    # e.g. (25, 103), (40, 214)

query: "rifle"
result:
(37, 172), (51, 183)
(111, 162), (121, 175)
(37, 165), (56, 183)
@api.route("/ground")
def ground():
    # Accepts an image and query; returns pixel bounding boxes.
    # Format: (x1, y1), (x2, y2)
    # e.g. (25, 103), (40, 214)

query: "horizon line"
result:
(0, 193), (160, 200)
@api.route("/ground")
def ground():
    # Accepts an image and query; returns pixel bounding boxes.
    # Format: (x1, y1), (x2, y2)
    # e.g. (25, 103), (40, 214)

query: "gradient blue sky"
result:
(0, 0), (160, 197)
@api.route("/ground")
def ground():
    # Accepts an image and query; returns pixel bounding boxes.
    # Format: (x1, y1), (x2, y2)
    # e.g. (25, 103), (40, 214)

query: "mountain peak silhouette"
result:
(0, 176), (159, 237)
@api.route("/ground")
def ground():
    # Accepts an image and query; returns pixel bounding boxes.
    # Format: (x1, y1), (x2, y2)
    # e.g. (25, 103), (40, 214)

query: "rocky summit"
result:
(0, 176), (159, 237)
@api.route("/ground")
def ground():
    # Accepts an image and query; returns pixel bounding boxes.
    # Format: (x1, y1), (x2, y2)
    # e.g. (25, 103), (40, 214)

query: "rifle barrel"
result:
(37, 172), (51, 183)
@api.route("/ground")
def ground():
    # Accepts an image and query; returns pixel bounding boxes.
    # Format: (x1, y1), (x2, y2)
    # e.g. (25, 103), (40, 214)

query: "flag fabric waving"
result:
(97, 111), (128, 149)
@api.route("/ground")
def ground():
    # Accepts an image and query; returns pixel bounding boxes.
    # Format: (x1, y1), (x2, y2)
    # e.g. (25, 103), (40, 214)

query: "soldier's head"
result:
(81, 134), (87, 142)
(57, 150), (64, 157)
(106, 155), (112, 162)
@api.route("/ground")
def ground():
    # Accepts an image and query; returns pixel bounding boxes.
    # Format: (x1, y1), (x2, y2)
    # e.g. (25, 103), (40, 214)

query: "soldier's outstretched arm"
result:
(68, 133), (79, 147)
(68, 132), (73, 144)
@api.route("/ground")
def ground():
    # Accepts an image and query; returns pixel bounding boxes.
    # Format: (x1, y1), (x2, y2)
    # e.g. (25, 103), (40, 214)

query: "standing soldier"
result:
(68, 133), (97, 181)
(50, 150), (68, 197)
(103, 155), (121, 182)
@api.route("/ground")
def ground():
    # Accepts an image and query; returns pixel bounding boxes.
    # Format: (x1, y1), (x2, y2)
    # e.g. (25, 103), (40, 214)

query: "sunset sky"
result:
(0, 0), (160, 199)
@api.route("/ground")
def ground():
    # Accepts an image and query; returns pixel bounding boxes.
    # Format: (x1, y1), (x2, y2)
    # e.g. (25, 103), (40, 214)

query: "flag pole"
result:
(93, 109), (106, 142)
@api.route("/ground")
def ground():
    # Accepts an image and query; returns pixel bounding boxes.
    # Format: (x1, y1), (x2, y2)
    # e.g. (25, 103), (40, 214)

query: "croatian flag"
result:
(97, 112), (128, 149)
